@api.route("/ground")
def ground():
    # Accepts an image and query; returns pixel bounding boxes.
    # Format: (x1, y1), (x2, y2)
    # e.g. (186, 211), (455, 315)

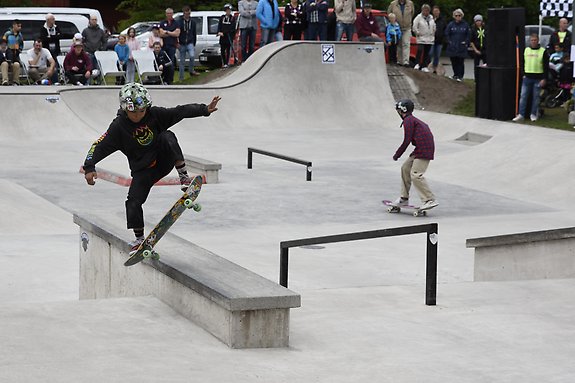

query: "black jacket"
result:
(83, 104), (210, 174)
(433, 15), (446, 44)
(178, 17), (197, 46)
(40, 23), (65, 58)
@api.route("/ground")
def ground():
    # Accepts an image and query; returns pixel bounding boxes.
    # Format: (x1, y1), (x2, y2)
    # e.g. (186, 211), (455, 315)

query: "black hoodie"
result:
(83, 104), (209, 175)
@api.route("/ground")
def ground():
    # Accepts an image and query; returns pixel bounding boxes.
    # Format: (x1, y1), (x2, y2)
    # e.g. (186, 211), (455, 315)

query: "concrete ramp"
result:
(59, 41), (394, 134)
(0, 89), (98, 141)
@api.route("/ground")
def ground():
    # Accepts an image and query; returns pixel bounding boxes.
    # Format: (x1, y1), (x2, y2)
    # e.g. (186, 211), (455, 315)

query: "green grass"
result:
(449, 79), (574, 131)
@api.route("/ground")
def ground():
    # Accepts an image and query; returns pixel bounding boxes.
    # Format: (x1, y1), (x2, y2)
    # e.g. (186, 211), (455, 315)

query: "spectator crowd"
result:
(1, 0), (573, 114)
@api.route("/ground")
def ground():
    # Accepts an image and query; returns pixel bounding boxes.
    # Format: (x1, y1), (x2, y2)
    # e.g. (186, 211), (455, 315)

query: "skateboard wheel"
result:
(151, 251), (160, 260)
(184, 198), (194, 208)
(142, 249), (152, 258)
(413, 211), (419, 217)
(192, 203), (201, 212)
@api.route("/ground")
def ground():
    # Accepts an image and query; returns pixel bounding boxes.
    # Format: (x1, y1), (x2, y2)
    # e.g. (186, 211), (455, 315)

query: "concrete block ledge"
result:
(184, 155), (222, 184)
(466, 227), (575, 282)
(73, 213), (300, 348)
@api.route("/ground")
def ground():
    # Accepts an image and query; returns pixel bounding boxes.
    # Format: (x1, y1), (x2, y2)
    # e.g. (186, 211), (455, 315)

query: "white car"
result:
(525, 25), (555, 49)
(135, 11), (224, 64)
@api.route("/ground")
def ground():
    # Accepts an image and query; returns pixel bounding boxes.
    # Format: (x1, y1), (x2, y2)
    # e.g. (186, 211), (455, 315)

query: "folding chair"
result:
(56, 55), (67, 84)
(132, 50), (163, 84)
(94, 50), (126, 85)
(18, 52), (31, 84)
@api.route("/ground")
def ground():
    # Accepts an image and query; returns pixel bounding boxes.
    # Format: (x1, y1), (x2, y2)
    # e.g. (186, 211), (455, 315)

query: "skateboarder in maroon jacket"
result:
(392, 99), (438, 210)
(82, 82), (220, 253)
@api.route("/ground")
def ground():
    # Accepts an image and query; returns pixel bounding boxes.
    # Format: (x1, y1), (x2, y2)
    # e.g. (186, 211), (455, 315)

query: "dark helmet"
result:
(395, 99), (414, 114)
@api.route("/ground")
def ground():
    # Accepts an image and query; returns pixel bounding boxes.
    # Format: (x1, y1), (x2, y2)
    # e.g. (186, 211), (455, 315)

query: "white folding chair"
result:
(94, 50), (126, 85)
(56, 55), (67, 84)
(18, 52), (31, 84)
(132, 50), (163, 84)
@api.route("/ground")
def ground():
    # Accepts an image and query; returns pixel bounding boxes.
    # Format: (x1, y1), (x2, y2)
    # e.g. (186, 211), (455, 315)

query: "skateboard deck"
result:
(382, 200), (435, 217)
(124, 175), (203, 266)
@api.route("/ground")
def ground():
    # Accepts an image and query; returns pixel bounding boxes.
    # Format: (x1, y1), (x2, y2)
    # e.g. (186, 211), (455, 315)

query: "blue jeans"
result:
(178, 43), (195, 80)
(519, 77), (542, 117)
(260, 28), (274, 47)
(336, 22), (354, 41)
(430, 42), (442, 67)
(241, 27), (256, 61)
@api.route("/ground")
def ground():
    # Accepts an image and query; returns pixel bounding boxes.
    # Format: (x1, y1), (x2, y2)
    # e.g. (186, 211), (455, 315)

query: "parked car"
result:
(525, 25), (555, 49)
(0, 13), (88, 52)
(173, 10), (224, 68)
(107, 21), (159, 50)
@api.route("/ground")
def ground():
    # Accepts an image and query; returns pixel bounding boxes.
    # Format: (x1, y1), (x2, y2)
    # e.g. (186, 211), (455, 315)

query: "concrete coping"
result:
(466, 227), (575, 249)
(184, 155), (222, 171)
(73, 214), (301, 312)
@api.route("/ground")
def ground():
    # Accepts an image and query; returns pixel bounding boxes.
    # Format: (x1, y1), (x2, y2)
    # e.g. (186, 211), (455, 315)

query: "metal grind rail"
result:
(280, 223), (439, 306)
(247, 147), (312, 181)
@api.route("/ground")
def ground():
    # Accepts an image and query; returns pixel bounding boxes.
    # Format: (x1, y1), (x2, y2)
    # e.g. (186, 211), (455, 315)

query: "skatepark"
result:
(1, 41), (575, 381)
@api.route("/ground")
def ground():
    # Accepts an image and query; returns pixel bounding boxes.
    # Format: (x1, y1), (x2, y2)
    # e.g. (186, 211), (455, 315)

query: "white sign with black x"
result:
(321, 44), (335, 64)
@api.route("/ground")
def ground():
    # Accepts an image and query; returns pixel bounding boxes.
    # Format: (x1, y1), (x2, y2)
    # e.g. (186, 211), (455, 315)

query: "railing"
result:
(247, 147), (312, 181)
(279, 223), (438, 306)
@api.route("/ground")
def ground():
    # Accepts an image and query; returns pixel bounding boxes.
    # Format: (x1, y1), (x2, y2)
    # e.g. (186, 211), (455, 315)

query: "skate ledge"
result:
(466, 227), (575, 282)
(466, 227), (575, 248)
(73, 213), (300, 348)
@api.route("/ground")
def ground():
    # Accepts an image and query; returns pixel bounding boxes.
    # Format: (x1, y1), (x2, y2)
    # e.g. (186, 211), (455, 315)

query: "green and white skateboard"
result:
(124, 175), (203, 266)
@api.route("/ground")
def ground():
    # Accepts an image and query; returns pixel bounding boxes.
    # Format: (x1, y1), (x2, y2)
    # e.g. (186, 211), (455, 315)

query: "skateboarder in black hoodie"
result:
(82, 82), (221, 252)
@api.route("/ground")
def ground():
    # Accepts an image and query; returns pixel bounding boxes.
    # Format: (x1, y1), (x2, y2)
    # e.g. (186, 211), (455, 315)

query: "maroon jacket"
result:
(355, 11), (381, 38)
(393, 114), (435, 160)
(63, 49), (92, 73)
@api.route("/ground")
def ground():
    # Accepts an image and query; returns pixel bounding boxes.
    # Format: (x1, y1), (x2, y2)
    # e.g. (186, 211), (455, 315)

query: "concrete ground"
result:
(1, 41), (574, 382)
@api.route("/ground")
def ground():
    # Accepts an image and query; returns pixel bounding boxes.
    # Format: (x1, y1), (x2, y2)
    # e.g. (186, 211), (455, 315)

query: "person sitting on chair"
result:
(63, 40), (92, 85)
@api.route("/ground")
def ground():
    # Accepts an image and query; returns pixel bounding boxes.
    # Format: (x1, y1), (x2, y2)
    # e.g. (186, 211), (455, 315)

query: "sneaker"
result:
(456, 77), (462, 82)
(2, 81), (8, 86)
(420, 200), (439, 210)
(530, 114), (538, 121)
(392, 197), (409, 207)
(179, 173), (192, 192)
(414, 64), (420, 70)
(129, 237), (144, 255)
(512, 114), (524, 122)
(421, 67), (430, 73)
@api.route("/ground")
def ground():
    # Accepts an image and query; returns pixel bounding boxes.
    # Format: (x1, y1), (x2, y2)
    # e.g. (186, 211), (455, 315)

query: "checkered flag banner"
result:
(540, 0), (573, 17)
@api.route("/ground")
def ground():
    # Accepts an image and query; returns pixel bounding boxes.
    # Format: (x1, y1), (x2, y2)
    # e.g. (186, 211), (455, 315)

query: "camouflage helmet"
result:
(395, 99), (414, 114)
(119, 82), (152, 112)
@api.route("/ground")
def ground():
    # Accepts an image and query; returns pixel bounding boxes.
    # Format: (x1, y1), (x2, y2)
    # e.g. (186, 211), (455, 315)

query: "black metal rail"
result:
(280, 223), (438, 306)
(247, 147), (312, 181)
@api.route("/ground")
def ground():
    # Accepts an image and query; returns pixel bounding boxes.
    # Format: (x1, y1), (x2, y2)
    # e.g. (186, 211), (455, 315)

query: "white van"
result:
(0, 13), (89, 52)
(0, 7), (104, 30)
(133, 11), (223, 64)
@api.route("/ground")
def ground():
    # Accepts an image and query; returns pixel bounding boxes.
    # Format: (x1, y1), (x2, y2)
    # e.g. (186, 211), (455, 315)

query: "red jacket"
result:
(63, 49), (92, 73)
(355, 11), (381, 38)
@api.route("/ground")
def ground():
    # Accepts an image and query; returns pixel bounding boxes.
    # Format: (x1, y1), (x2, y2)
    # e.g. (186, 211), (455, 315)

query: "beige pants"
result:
(28, 67), (49, 82)
(400, 156), (435, 203)
(397, 29), (412, 66)
(0, 61), (21, 84)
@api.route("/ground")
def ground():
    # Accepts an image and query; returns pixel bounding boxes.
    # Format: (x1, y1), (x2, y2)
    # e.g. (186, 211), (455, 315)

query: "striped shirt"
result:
(394, 114), (435, 160)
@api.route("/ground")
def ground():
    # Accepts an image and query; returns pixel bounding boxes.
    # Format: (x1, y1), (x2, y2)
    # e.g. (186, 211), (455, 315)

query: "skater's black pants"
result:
(126, 130), (184, 229)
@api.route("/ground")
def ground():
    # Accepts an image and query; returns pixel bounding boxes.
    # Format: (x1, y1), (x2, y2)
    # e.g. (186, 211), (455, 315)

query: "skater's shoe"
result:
(392, 197), (409, 207)
(179, 173), (192, 192)
(129, 237), (144, 255)
(420, 200), (438, 210)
